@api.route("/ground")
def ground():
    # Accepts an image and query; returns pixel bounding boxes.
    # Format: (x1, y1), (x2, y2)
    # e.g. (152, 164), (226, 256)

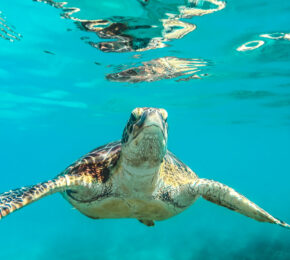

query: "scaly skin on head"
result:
(121, 107), (168, 172)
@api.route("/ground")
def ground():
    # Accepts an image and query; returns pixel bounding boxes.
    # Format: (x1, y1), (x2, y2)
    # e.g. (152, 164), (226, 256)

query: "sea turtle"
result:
(0, 107), (289, 229)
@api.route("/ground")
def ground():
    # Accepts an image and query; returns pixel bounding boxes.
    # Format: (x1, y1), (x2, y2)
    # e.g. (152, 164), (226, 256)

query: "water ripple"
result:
(237, 40), (265, 52)
(260, 32), (290, 41)
(35, 0), (225, 53)
(106, 56), (209, 83)
(0, 11), (22, 42)
(237, 32), (290, 54)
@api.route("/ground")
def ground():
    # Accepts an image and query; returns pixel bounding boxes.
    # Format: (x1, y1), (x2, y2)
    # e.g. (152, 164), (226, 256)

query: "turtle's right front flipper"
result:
(0, 176), (69, 220)
(191, 178), (290, 229)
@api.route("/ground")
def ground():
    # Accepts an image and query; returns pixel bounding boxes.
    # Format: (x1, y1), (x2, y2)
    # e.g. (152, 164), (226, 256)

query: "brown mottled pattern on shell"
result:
(151, 151), (198, 208)
(61, 141), (121, 184)
(159, 151), (198, 187)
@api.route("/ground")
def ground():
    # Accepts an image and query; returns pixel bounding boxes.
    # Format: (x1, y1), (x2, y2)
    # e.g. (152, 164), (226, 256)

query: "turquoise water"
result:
(1, 0), (290, 259)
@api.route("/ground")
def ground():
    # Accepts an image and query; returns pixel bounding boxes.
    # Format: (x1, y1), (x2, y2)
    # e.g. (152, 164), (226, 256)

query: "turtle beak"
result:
(134, 110), (166, 139)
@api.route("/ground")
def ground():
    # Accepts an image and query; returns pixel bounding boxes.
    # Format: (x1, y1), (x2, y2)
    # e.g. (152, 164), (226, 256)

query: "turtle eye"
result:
(130, 112), (138, 122)
(131, 108), (143, 121)
(159, 109), (168, 121)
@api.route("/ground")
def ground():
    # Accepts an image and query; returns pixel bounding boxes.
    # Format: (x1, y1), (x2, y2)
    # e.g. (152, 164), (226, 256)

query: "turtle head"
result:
(121, 107), (168, 169)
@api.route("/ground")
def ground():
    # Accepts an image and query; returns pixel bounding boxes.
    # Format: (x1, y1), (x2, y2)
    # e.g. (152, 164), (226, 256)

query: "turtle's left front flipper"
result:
(191, 178), (290, 229)
(0, 176), (69, 220)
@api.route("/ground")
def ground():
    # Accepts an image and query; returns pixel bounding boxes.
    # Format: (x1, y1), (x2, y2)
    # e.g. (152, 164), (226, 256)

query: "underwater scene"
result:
(0, 0), (290, 259)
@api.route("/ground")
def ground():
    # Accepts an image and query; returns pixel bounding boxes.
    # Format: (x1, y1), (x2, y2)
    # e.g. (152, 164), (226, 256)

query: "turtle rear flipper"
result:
(0, 176), (68, 220)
